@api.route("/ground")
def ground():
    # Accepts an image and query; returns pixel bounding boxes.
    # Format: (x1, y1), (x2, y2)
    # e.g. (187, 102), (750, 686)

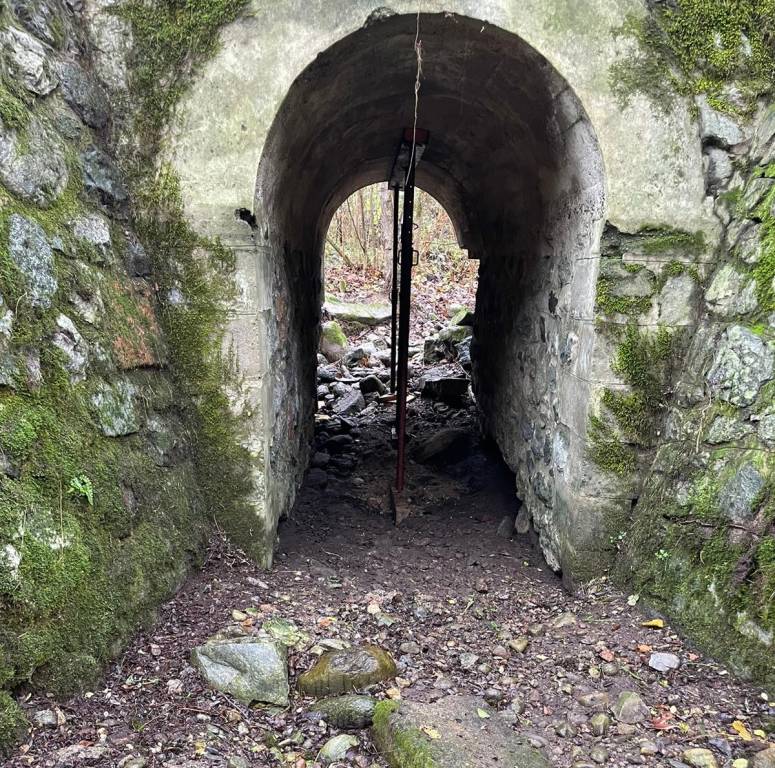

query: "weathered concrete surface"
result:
(164, 2), (718, 571)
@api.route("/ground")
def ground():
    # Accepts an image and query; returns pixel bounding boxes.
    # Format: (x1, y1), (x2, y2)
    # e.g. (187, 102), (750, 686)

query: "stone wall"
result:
(612, 101), (775, 684)
(0, 0), (213, 740)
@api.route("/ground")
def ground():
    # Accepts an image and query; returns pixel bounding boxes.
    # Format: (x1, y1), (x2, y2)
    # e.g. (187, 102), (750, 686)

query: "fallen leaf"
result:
(476, 708), (491, 719)
(599, 648), (615, 662)
(732, 720), (753, 741)
(421, 726), (441, 739)
(194, 741), (206, 756)
(642, 618), (665, 629)
(637, 644), (652, 653)
(232, 609), (248, 622)
(627, 594), (640, 606)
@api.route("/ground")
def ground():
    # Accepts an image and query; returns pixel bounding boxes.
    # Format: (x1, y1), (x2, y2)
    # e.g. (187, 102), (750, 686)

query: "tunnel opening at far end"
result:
(254, 12), (607, 573)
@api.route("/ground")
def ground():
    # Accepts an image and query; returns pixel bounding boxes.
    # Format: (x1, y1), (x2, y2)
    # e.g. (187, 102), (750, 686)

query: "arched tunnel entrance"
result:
(255, 12), (607, 572)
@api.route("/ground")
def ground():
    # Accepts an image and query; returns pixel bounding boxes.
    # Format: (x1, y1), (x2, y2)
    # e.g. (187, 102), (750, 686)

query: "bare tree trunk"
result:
(379, 183), (393, 292)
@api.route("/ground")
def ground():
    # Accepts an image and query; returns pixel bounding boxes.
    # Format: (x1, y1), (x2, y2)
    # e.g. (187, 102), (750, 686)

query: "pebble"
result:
(683, 748), (719, 768)
(590, 713), (611, 736)
(528, 623), (545, 636)
(591, 745), (609, 764)
(33, 709), (59, 728)
(639, 740), (658, 756)
(649, 652), (680, 673)
(554, 720), (577, 738)
(400, 641), (420, 655)
(551, 611), (578, 629)
(509, 636), (529, 653)
(459, 652), (479, 669)
(611, 690), (649, 724)
(576, 690), (610, 708)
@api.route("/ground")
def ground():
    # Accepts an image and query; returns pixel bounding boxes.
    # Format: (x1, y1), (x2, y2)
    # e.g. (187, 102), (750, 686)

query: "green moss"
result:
(639, 228), (706, 256)
(663, 260), (686, 277)
(372, 701), (437, 768)
(0, 83), (30, 132)
(588, 414), (637, 475)
(611, 0), (775, 114)
(117, 0), (251, 150)
(751, 167), (775, 314)
(595, 278), (652, 316)
(0, 692), (26, 755)
(600, 389), (652, 444)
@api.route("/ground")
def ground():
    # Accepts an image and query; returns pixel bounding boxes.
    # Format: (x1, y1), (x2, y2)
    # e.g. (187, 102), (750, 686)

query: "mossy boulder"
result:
(310, 694), (377, 729)
(319, 320), (347, 362)
(297, 645), (396, 697)
(0, 691), (27, 755)
(372, 696), (549, 768)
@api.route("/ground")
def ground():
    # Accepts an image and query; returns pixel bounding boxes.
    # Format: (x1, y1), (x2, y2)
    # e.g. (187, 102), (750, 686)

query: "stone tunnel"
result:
(1, 0), (774, 747)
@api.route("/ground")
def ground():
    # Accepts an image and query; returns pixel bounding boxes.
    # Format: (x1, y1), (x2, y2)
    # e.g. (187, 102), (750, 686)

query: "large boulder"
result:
(297, 645), (396, 697)
(372, 696), (549, 768)
(414, 428), (472, 465)
(324, 296), (391, 326)
(705, 265), (757, 317)
(191, 630), (289, 706)
(0, 118), (69, 207)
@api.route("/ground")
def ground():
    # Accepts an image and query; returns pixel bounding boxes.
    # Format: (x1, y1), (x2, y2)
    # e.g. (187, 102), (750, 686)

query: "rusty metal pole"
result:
(395, 160), (416, 493)
(389, 186), (400, 393)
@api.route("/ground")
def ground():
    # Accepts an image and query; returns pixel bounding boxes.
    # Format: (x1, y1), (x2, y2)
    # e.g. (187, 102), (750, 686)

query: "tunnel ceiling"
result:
(255, 12), (595, 256)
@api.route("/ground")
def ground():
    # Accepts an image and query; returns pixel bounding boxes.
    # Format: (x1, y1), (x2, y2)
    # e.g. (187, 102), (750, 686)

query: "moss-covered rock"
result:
(319, 319), (346, 362)
(298, 645), (396, 697)
(372, 696), (550, 768)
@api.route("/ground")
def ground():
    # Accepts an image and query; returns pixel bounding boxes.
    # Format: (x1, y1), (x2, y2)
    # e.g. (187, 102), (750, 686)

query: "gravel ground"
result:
(7, 397), (775, 768)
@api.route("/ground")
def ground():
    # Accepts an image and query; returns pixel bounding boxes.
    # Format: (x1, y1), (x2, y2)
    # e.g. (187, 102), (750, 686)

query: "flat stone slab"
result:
(372, 695), (550, 768)
(324, 297), (391, 326)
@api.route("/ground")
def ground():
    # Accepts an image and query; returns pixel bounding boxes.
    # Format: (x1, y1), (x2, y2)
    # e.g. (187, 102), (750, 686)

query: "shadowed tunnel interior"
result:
(255, 11), (607, 570)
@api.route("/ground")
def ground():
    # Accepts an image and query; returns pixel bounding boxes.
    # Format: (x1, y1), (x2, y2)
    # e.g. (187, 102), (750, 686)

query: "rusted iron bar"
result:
(389, 186), (400, 394)
(395, 159), (416, 493)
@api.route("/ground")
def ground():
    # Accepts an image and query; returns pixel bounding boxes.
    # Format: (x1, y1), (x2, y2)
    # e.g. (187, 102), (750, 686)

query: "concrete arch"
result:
(167, 1), (715, 569)
(253, 11), (609, 569)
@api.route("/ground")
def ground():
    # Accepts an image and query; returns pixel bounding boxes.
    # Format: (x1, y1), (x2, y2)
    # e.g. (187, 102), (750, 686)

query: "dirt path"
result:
(8, 401), (774, 768)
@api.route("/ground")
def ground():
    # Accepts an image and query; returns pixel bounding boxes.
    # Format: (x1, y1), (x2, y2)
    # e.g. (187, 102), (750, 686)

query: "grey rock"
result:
(55, 60), (110, 129)
(298, 645), (396, 696)
(91, 379), (138, 437)
(734, 223), (763, 265)
(70, 285), (104, 326)
(752, 105), (775, 164)
(8, 214), (58, 308)
(515, 507), (531, 535)
(742, 177), (774, 213)
(706, 326), (773, 406)
(704, 147), (733, 191)
(124, 236), (152, 277)
(72, 213), (112, 258)
(753, 746), (775, 768)
(496, 515), (514, 538)
(311, 695), (376, 729)
(54, 745), (109, 766)
(697, 95), (745, 148)
(33, 708), (59, 728)
(359, 374), (386, 395)
(1, 27), (58, 95)
(0, 297), (13, 346)
(11, 0), (63, 46)
(648, 652), (680, 672)
(420, 371), (469, 403)
(611, 691), (649, 724)
(459, 652), (479, 670)
(372, 696), (549, 768)
(0, 118), (69, 207)
(706, 415), (752, 444)
(456, 336), (472, 367)
(658, 274), (698, 326)
(705, 265), (757, 317)
(82, 145), (128, 205)
(318, 734), (358, 763)
(718, 461), (765, 523)
(323, 297), (390, 325)
(191, 630), (289, 705)
(591, 746), (609, 764)
(332, 389), (365, 416)
(319, 319), (346, 362)
(757, 412), (775, 445)
(343, 342), (378, 366)
(414, 428), (471, 464)
(52, 314), (88, 382)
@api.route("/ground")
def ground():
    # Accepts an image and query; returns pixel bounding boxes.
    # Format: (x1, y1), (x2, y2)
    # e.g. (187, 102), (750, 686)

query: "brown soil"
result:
(7, 398), (774, 768)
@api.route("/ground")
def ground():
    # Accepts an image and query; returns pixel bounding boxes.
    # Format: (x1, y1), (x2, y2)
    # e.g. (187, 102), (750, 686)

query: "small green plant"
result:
(67, 475), (94, 507)
(655, 549), (670, 562)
